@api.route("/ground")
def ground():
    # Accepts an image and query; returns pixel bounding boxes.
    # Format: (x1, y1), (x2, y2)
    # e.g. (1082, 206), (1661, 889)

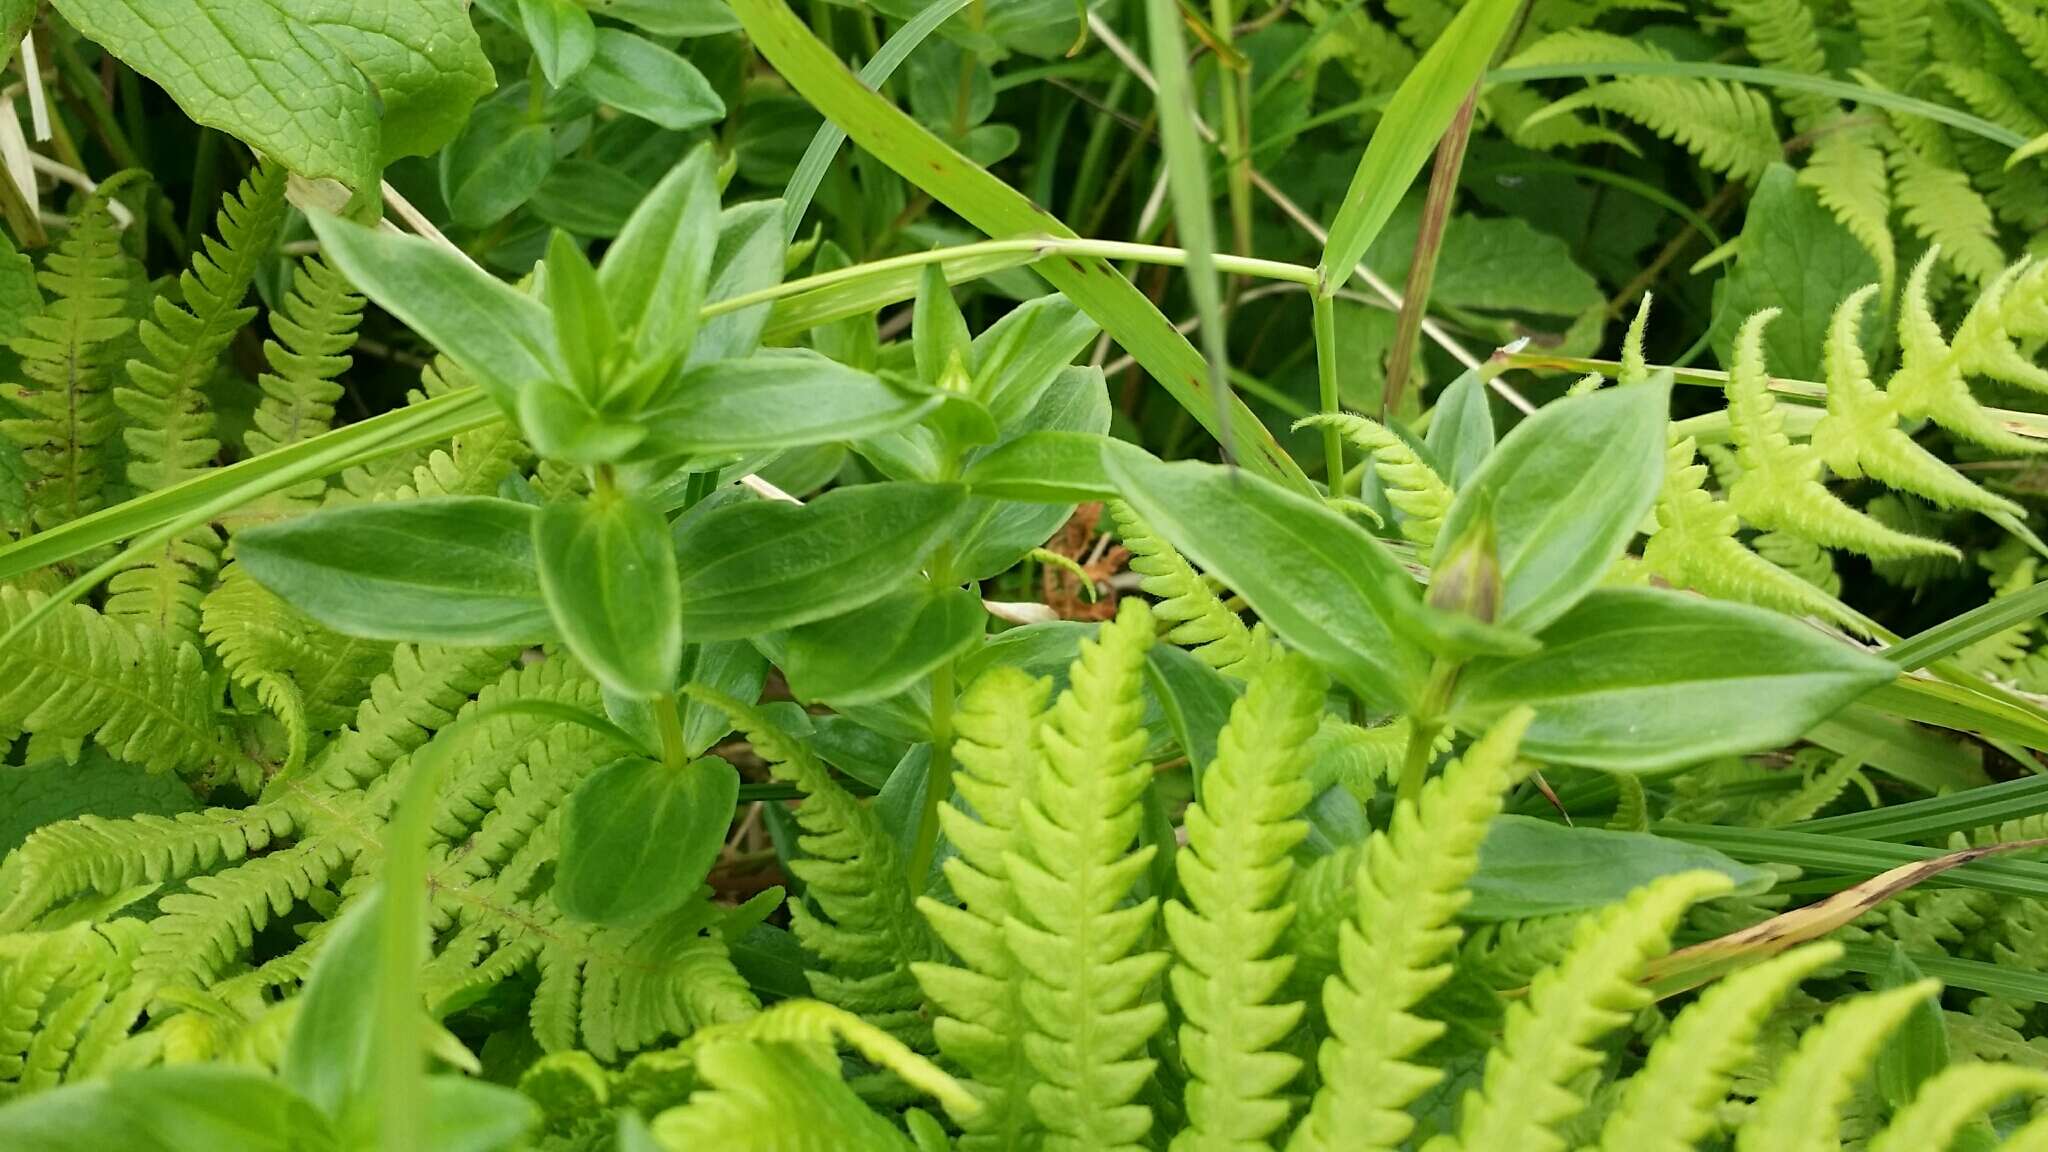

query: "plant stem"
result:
(1397, 660), (1462, 808)
(907, 656), (956, 890)
(1313, 290), (1343, 492)
(654, 692), (689, 770)
(1382, 81), (1479, 421)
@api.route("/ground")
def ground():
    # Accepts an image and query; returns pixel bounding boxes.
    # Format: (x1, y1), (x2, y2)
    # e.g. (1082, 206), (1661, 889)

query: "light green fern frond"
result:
(1852, 0), (1930, 89)
(1724, 309), (1956, 560)
(1443, 870), (1734, 1152)
(1109, 499), (1257, 677)
(201, 561), (387, 738)
(1993, 0), (2048, 74)
(105, 163), (288, 641)
(1289, 708), (1534, 1152)
(1596, 942), (1841, 1152)
(912, 665), (1051, 1152)
(1867, 1063), (2048, 1152)
(234, 254), (363, 521)
(1734, 979), (1942, 1152)
(1800, 129), (1895, 292)
(689, 686), (940, 1050)
(1165, 647), (1324, 1152)
(1294, 414), (1451, 549)
(1005, 599), (1167, 1152)
(1888, 123), (2005, 287)
(1717, 0), (1836, 130)
(1620, 295), (1653, 386)
(1891, 250), (2048, 455)
(650, 1038), (919, 1151)
(1513, 32), (1781, 181)
(0, 587), (253, 787)
(1751, 532), (1840, 596)
(1, 180), (141, 532)
(1810, 284), (2022, 519)
(0, 919), (154, 1092)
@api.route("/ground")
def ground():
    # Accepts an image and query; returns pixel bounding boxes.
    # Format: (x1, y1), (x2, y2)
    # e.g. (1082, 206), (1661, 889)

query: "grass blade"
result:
(727, 0), (1310, 490)
(1315, 0), (1518, 296)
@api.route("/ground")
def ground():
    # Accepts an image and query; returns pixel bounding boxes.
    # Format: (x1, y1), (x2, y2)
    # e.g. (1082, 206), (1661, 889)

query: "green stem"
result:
(654, 692), (689, 770)
(907, 656), (957, 890)
(1397, 660), (1462, 808)
(1312, 291), (1343, 493)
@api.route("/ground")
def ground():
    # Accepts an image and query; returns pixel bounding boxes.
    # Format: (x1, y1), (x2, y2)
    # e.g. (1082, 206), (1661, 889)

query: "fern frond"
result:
(1734, 979), (1941, 1151)
(1724, 309), (1956, 560)
(1891, 250), (2048, 455)
(1811, 284), (2023, 518)
(1889, 127), (2005, 287)
(1165, 647), (1324, 1152)
(1513, 32), (1780, 181)
(0, 802), (290, 932)
(0, 587), (252, 787)
(650, 1038), (919, 1151)
(1109, 499), (1257, 677)
(329, 360), (527, 506)
(1, 182), (140, 532)
(1596, 941), (1842, 1152)
(233, 255), (362, 521)
(1867, 1062), (2048, 1152)
(912, 665), (1052, 1152)
(201, 560), (387, 737)
(1992, 0), (2048, 74)
(1751, 532), (1840, 595)
(1444, 870), (1734, 1152)
(1800, 129), (1895, 292)
(688, 685), (940, 1050)
(1851, 0), (1930, 90)
(1717, 0), (1836, 130)
(1294, 414), (1451, 549)
(1289, 708), (1534, 1152)
(1005, 599), (1167, 1152)
(105, 163), (287, 641)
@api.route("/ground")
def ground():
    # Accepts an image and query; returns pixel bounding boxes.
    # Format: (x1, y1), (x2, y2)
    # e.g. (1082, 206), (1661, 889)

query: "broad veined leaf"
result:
(1449, 587), (1898, 771)
(51, 0), (492, 189)
(308, 213), (559, 411)
(576, 29), (725, 130)
(1105, 452), (1431, 709)
(238, 497), (553, 645)
(951, 363), (1112, 581)
(961, 430), (1133, 503)
(1, 0), (35, 44)
(415, 1078), (543, 1152)
(535, 492), (683, 699)
(779, 585), (984, 705)
(281, 893), (382, 1118)
(556, 756), (739, 924)
(639, 351), (940, 455)
(1710, 163), (1881, 380)
(591, 0), (740, 36)
(1465, 815), (1773, 920)
(673, 482), (966, 640)
(1435, 375), (1670, 633)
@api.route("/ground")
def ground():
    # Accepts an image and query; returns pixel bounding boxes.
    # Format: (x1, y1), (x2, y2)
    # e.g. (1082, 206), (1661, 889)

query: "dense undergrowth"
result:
(10, 0), (2048, 1148)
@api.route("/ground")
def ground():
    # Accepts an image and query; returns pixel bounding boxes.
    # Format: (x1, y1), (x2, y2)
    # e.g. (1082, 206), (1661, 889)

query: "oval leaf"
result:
(673, 482), (966, 641)
(238, 497), (553, 645)
(779, 585), (984, 706)
(1449, 587), (1898, 771)
(556, 756), (738, 924)
(640, 351), (940, 455)
(1466, 815), (1773, 921)
(1103, 451), (1430, 709)
(1435, 376), (1670, 633)
(535, 492), (682, 698)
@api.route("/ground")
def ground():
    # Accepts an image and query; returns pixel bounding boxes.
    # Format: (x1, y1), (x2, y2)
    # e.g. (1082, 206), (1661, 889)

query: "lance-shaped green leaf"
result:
(673, 482), (966, 641)
(575, 29), (725, 130)
(1315, 0), (1519, 294)
(602, 145), (719, 381)
(1436, 376), (1670, 633)
(1449, 588), (1897, 771)
(779, 585), (984, 706)
(556, 756), (739, 924)
(638, 352), (940, 455)
(308, 213), (558, 411)
(535, 492), (683, 698)
(1105, 451), (1431, 709)
(519, 0), (596, 86)
(238, 497), (551, 645)
(51, 0), (492, 188)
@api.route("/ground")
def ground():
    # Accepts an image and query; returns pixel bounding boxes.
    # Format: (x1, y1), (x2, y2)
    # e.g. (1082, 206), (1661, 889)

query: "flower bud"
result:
(1428, 512), (1502, 625)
